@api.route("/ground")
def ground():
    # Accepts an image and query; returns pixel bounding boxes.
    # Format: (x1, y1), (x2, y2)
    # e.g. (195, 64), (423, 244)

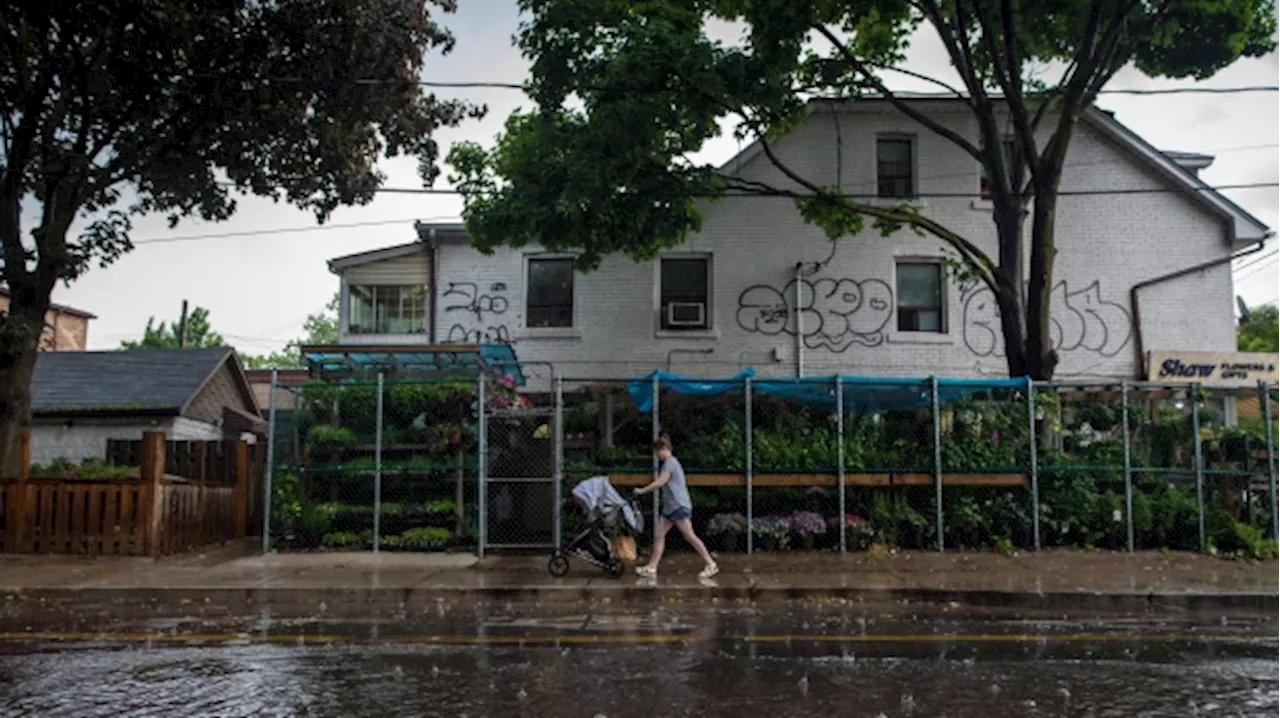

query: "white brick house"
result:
(326, 100), (1271, 386)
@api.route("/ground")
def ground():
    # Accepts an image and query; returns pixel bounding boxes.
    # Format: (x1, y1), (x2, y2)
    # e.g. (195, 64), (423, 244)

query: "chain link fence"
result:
(266, 376), (480, 553)
(262, 370), (1279, 558)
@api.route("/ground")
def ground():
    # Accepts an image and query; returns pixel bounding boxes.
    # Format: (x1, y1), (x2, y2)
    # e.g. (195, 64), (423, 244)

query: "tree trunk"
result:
(1026, 185), (1060, 380)
(0, 296), (48, 478)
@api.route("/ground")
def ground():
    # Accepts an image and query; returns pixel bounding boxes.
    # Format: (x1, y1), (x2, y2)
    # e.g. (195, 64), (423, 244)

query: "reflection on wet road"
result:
(0, 605), (1274, 717)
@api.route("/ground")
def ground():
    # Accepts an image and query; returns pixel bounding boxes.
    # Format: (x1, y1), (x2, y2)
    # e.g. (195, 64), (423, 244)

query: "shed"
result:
(28, 347), (264, 466)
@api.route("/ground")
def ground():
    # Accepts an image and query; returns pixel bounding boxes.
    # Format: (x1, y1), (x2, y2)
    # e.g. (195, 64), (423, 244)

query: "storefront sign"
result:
(1147, 350), (1278, 388)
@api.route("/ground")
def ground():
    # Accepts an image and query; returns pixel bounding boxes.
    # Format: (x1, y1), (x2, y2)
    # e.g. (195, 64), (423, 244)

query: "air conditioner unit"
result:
(666, 302), (706, 327)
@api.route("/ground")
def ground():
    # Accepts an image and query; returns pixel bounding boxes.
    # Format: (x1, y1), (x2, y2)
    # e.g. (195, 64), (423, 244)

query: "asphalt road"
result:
(0, 603), (1274, 717)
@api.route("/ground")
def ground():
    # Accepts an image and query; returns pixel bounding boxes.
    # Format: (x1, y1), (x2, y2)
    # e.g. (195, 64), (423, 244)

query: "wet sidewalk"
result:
(0, 545), (1273, 619)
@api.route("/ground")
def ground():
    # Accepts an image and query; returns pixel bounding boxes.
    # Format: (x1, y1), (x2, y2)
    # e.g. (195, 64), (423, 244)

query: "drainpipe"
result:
(1130, 239), (1268, 377)
(795, 262), (805, 378)
(667, 348), (713, 372)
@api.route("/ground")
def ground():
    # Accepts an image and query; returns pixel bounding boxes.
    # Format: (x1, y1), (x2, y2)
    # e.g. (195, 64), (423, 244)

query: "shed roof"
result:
(31, 347), (252, 416)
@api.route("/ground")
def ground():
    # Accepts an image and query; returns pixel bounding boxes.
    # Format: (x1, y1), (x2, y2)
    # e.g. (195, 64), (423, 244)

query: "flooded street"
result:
(0, 605), (1274, 717)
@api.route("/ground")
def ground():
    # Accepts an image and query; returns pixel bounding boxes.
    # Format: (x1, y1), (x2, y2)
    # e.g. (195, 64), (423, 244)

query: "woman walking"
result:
(633, 436), (719, 579)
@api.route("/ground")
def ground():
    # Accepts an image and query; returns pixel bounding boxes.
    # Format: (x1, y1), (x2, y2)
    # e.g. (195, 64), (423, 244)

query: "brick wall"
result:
(345, 104), (1248, 387)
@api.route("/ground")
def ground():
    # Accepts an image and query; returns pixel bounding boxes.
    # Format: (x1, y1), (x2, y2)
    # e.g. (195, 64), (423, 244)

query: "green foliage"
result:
(386, 527), (452, 551)
(1211, 520), (1279, 560)
(0, 0), (484, 477)
(1238, 305), (1279, 353)
(28, 457), (137, 480)
(120, 307), (225, 350)
(306, 425), (357, 453)
(870, 493), (928, 549)
(321, 531), (369, 550)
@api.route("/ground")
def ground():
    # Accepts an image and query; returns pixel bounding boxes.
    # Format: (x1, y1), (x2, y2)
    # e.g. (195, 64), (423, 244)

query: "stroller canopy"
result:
(572, 477), (644, 533)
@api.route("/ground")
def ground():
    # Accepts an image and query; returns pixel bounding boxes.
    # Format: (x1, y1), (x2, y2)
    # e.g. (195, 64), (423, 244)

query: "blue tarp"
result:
(627, 368), (1027, 414)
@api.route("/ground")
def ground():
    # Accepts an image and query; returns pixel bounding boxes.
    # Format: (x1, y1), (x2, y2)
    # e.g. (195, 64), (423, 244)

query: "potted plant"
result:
(706, 512), (747, 552)
(827, 514), (875, 551)
(790, 511), (827, 550)
(751, 516), (792, 552)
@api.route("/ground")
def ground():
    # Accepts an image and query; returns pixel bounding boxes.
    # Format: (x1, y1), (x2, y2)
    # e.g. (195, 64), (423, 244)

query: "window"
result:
(347, 285), (426, 335)
(896, 262), (943, 332)
(979, 140), (1017, 200)
(527, 257), (575, 328)
(876, 137), (915, 199)
(660, 257), (710, 330)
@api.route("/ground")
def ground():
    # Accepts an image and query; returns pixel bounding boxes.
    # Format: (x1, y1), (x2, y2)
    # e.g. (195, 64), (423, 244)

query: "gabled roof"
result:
(720, 98), (1271, 244)
(326, 222), (470, 272)
(31, 347), (256, 417)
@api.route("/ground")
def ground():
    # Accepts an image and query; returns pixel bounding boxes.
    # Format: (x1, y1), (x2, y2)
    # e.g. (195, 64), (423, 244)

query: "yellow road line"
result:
(0, 631), (1267, 646)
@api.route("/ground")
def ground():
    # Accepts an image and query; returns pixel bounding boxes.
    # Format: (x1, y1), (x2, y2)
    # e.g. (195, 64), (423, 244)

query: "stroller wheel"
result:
(604, 558), (624, 579)
(548, 552), (570, 578)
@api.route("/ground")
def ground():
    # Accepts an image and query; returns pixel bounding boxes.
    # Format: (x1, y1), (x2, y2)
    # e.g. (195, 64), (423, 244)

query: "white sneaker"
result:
(636, 565), (657, 577)
(699, 563), (719, 579)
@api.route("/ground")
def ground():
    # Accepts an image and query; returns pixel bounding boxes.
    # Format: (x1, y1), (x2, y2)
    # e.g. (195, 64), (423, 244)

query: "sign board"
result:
(1147, 350), (1278, 388)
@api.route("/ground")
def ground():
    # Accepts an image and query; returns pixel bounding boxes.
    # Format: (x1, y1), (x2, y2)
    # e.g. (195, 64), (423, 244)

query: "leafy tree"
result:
(0, 1), (482, 476)
(242, 294), (340, 369)
(449, 0), (1275, 380)
(1238, 304), (1279, 353)
(120, 306), (225, 350)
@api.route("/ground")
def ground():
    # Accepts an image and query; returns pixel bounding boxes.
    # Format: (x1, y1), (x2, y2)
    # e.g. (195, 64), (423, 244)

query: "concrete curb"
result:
(1, 585), (1274, 618)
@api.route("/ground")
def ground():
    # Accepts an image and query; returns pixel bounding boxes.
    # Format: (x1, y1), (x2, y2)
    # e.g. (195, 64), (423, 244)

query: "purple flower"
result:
(791, 511), (827, 536)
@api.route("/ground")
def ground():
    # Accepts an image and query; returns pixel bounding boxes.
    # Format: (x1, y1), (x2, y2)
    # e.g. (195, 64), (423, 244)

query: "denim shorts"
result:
(662, 506), (692, 522)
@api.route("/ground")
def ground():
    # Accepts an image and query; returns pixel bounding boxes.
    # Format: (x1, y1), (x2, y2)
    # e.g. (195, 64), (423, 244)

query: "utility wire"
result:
(132, 215), (458, 246)
(252, 76), (1280, 96)
(211, 181), (1279, 199)
(1233, 249), (1278, 274)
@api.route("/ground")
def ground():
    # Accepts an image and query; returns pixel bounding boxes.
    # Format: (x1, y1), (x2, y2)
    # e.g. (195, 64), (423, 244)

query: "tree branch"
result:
(756, 136), (996, 289)
(811, 23), (984, 162)
(906, 1), (983, 101)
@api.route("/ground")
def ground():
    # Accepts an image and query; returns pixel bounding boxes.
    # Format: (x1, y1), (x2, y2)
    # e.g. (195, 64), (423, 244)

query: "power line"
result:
(212, 181), (1279, 199)
(1233, 249), (1278, 274)
(1235, 255), (1278, 283)
(255, 76), (1280, 96)
(132, 216), (458, 246)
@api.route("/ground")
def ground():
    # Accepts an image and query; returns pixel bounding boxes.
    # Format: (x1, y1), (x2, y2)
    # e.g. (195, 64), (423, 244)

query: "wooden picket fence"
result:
(2, 432), (254, 557)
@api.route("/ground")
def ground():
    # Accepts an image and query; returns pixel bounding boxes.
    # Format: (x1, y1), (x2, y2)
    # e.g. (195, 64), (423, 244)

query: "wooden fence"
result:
(2, 432), (255, 557)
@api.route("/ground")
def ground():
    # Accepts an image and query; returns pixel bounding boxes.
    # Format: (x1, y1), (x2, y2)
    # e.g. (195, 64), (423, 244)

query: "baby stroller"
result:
(548, 476), (644, 579)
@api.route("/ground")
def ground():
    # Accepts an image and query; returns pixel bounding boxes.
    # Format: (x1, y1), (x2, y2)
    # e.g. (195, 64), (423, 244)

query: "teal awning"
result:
(300, 343), (525, 386)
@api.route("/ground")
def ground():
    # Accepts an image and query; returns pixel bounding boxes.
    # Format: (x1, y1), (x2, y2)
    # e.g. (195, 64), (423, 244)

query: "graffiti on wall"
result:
(737, 277), (894, 352)
(961, 280), (1132, 359)
(442, 281), (512, 345)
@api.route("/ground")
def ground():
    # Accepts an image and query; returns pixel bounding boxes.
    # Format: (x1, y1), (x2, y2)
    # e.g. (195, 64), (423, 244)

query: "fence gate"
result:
(483, 405), (557, 550)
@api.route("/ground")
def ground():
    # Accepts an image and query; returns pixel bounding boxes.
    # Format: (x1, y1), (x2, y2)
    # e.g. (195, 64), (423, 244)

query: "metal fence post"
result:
(836, 376), (846, 554)
(1121, 380), (1133, 553)
(1261, 381), (1278, 541)
(1191, 382), (1206, 552)
(553, 374), (564, 550)
(372, 372), (384, 554)
(745, 375), (754, 555)
(651, 375), (660, 533)
(1026, 377), (1040, 551)
(477, 373), (487, 558)
(930, 376), (944, 552)
(261, 368), (278, 554)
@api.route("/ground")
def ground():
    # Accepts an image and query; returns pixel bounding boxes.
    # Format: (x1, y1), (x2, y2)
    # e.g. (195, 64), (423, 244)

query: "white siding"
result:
(340, 105), (1248, 388)
(29, 416), (241, 466)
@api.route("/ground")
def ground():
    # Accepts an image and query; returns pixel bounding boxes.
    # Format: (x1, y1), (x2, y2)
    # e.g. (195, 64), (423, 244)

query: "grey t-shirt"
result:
(659, 456), (692, 512)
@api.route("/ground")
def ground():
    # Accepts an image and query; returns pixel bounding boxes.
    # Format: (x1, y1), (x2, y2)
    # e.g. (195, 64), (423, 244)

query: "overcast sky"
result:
(48, 3), (1278, 353)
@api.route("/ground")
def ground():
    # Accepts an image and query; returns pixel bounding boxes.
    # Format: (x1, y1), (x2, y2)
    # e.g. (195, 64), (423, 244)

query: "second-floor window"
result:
(877, 137), (915, 199)
(527, 257), (575, 328)
(896, 261), (943, 332)
(348, 285), (427, 335)
(979, 139), (1017, 200)
(660, 257), (710, 331)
